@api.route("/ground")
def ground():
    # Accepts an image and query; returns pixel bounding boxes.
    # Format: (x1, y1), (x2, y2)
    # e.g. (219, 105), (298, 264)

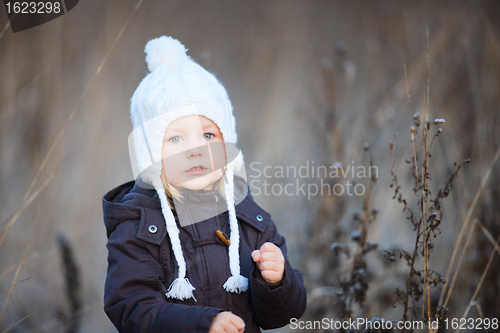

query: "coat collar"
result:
(102, 176), (268, 243)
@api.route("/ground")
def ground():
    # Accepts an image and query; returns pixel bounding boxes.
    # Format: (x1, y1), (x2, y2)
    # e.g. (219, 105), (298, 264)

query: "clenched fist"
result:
(251, 242), (285, 285)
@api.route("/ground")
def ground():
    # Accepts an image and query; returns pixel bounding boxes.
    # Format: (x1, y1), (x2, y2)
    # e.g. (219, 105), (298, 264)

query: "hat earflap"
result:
(222, 168), (249, 293)
(156, 187), (197, 302)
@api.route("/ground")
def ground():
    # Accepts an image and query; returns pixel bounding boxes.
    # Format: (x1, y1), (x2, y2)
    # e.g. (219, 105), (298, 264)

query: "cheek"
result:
(162, 144), (173, 158)
(162, 143), (184, 159)
(162, 146), (184, 175)
(163, 163), (184, 184)
(208, 143), (227, 169)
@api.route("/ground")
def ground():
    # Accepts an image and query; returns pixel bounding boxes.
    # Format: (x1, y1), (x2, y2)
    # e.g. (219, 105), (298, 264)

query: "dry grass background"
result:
(0, 0), (499, 332)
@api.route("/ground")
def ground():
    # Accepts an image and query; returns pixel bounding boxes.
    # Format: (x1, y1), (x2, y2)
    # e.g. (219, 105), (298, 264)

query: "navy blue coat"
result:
(102, 177), (307, 332)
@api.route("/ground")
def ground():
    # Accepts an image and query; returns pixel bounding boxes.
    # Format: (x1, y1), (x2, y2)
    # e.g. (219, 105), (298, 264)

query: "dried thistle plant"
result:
(331, 143), (378, 323)
(386, 44), (470, 329)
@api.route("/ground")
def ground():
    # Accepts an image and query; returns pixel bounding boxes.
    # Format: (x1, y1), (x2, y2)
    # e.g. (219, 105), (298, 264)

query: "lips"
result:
(187, 165), (206, 171)
(185, 165), (209, 176)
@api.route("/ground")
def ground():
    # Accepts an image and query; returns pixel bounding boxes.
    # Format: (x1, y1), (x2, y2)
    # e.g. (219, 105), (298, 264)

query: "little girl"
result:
(102, 36), (307, 333)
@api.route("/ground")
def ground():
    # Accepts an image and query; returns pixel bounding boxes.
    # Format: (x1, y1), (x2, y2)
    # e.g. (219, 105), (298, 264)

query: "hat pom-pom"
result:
(166, 277), (197, 301)
(145, 36), (189, 72)
(223, 275), (248, 293)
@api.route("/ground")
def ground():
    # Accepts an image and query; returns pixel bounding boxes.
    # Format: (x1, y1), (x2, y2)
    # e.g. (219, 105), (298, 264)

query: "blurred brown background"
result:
(1, 0), (499, 332)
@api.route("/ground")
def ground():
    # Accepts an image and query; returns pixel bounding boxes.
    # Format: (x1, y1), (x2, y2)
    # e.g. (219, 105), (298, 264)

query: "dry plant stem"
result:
(474, 303), (484, 320)
(352, 172), (374, 264)
(0, 13), (14, 40)
(0, 64), (51, 123)
(485, 20), (500, 63)
(390, 145), (417, 226)
(422, 228), (427, 324)
(456, 234), (500, 333)
(0, 245), (29, 322)
(390, 137), (418, 322)
(2, 313), (32, 333)
(427, 132), (440, 152)
(443, 219), (478, 306)
(403, 62), (424, 324)
(0, 0), (146, 248)
(402, 38), (434, 323)
(403, 139), (421, 323)
(404, 221), (420, 322)
(370, 20), (458, 125)
(424, 28), (432, 322)
(426, 27), (430, 115)
(438, 145), (500, 307)
(475, 220), (500, 256)
(339, 153), (376, 319)
(0, 266), (15, 286)
(2, 293), (19, 320)
(0, 167), (60, 248)
(421, 93), (429, 323)
(396, 65), (417, 226)
(20, 299), (101, 333)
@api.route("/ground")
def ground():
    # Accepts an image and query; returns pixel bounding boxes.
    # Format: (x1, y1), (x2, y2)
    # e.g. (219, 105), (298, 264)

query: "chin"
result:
(182, 182), (210, 191)
(181, 173), (219, 191)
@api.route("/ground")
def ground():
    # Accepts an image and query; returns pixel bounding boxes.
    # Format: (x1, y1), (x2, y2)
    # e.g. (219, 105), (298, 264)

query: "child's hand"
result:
(209, 311), (245, 333)
(251, 242), (285, 285)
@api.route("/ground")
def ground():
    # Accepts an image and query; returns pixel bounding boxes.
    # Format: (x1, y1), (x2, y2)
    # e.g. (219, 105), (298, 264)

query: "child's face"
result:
(161, 115), (226, 191)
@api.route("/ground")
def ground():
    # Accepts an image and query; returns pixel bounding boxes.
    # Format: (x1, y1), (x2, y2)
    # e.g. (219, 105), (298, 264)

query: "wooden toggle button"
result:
(215, 229), (230, 246)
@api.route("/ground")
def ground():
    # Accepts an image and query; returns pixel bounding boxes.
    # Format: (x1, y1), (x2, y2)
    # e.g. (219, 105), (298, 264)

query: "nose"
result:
(185, 144), (204, 158)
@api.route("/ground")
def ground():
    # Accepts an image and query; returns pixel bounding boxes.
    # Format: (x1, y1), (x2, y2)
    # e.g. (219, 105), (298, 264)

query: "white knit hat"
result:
(128, 36), (248, 301)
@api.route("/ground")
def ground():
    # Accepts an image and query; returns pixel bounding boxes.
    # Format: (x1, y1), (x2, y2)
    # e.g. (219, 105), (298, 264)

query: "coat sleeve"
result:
(104, 220), (224, 333)
(248, 217), (307, 330)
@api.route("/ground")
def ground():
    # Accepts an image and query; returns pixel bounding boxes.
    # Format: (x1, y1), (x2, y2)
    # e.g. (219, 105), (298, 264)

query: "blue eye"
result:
(170, 136), (181, 143)
(203, 133), (214, 139)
